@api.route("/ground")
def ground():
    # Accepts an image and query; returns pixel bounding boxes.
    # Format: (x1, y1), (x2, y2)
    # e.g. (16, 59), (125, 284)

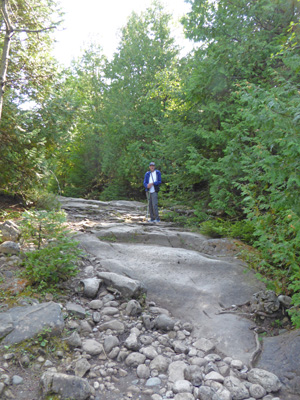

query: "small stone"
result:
(125, 352), (146, 367)
(66, 302), (86, 319)
(81, 320), (94, 335)
(184, 365), (203, 386)
(44, 360), (53, 367)
(231, 359), (244, 370)
(150, 355), (170, 373)
(205, 371), (224, 383)
(12, 375), (23, 385)
(99, 320), (125, 333)
(67, 331), (82, 348)
(137, 364), (151, 379)
(125, 332), (140, 351)
(102, 306), (119, 315)
(173, 340), (189, 354)
(278, 295), (292, 308)
(92, 311), (101, 323)
(151, 394), (162, 400)
(89, 300), (103, 309)
(82, 339), (103, 355)
(249, 383), (267, 398)
(126, 299), (142, 316)
(3, 353), (14, 360)
(146, 377), (162, 387)
(20, 354), (30, 367)
(104, 335), (120, 354)
(140, 346), (158, 360)
(173, 379), (193, 394)
(193, 338), (215, 353)
(154, 314), (175, 331)
(75, 358), (91, 378)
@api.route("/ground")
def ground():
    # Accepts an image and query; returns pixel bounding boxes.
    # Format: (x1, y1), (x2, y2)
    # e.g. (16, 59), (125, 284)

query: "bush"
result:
(199, 218), (255, 243)
(20, 210), (82, 290)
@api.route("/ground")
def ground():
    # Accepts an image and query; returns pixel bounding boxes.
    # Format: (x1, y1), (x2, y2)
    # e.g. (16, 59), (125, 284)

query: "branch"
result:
(0, 21), (63, 33)
(249, 330), (261, 369)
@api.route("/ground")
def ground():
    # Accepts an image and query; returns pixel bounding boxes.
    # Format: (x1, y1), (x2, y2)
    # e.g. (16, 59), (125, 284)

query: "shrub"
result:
(20, 210), (82, 290)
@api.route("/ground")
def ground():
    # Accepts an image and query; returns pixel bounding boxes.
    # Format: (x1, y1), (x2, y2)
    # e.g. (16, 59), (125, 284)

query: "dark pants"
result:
(147, 191), (159, 220)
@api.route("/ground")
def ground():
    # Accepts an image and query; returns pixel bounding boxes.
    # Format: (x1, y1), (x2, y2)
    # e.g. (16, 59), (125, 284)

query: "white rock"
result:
(125, 352), (146, 367)
(248, 369), (282, 393)
(141, 346), (158, 360)
(231, 359), (244, 370)
(193, 338), (215, 353)
(89, 300), (103, 309)
(168, 361), (187, 383)
(205, 371), (225, 383)
(173, 380), (193, 394)
(150, 355), (170, 373)
(82, 339), (103, 355)
(75, 358), (91, 378)
(249, 383), (267, 398)
(137, 364), (151, 379)
(223, 375), (250, 399)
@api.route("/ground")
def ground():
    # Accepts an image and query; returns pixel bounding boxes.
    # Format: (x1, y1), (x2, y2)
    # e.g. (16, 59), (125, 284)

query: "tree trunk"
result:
(0, 0), (14, 121)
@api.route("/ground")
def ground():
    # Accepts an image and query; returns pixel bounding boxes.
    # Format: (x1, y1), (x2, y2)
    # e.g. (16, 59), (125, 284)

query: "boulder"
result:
(0, 241), (20, 255)
(82, 339), (103, 355)
(1, 302), (64, 345)
(97, 271), (146, 298)
(154, 314), (176, 331)
(66, 302), (86, 319)
(79, 278), (102, 298)
(247, 368), (282, 393)
(0, 221), (20, 242)
(40, 372), (92, 400)
(223, 376), (250, 399)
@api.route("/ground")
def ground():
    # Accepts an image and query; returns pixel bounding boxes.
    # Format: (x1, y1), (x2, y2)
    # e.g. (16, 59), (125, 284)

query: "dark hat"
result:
(149, 162), (155, 166)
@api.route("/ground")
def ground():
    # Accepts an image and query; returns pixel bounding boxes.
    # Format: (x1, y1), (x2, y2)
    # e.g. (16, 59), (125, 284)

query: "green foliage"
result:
(199, 219), (255, 244)
(20, 210), (81, 290)
(0, 0), (62, 194)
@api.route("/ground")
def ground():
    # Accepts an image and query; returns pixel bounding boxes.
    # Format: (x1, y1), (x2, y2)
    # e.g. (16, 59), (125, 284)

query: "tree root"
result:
(249, 330), (261, 369)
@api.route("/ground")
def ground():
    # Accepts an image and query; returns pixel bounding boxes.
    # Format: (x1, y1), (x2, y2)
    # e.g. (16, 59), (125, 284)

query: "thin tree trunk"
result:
(0, 0), (14, 121)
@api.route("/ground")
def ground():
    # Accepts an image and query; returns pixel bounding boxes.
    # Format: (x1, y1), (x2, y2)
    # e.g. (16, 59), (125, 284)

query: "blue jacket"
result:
(144, 170), (162, 192)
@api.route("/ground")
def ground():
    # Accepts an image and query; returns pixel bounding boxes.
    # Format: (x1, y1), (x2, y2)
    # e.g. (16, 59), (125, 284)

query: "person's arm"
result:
(154, 170), (162, 186)
(143, 172), (149, 190)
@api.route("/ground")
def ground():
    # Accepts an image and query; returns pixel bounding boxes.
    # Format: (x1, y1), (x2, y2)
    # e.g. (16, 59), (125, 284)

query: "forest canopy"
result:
(1, 0), (300, 326)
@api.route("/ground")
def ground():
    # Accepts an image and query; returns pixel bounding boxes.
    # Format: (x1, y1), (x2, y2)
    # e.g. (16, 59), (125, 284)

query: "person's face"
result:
(149, 165), (155, 172)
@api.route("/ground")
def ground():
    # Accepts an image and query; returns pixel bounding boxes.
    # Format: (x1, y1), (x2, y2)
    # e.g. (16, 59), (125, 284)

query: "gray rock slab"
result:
(58, 196), (145, 212)
(40, 371), (92, 400)
(1, 302), (64, 345)
(76, 231), (264, 364)
(0, 241), (20, 255)
(256, 329), (300, 397)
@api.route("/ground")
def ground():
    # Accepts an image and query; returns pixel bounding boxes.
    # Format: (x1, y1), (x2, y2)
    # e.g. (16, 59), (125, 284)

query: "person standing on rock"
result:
(144, 162), (161, 223)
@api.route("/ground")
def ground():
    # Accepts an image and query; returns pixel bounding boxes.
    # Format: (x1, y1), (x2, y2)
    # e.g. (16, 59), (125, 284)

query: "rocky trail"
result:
(0, 196), (299, 400)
